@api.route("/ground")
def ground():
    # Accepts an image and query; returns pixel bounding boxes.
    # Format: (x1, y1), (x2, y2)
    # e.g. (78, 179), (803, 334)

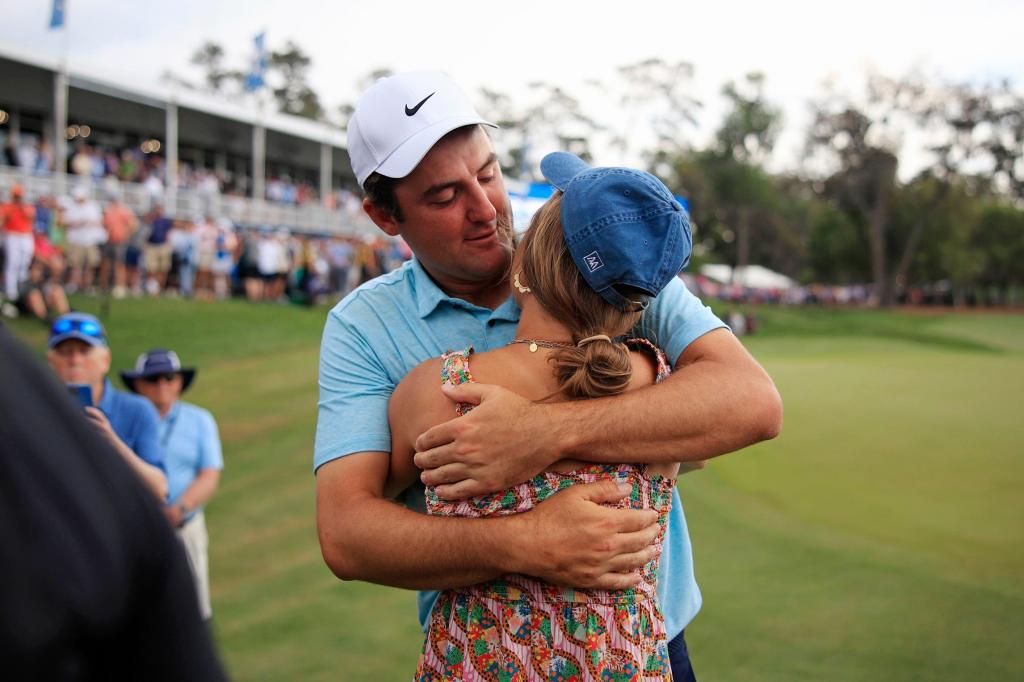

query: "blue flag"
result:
(49, 0), (66, 29)
(245, 31), (268, 92)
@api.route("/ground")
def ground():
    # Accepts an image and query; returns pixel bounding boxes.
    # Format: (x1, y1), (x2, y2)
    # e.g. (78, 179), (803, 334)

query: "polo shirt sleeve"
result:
(132, 400), (166, 474)
(197, 408), (224, 471)
(313, 303), (394, 473)
(639, 276), (728, 367)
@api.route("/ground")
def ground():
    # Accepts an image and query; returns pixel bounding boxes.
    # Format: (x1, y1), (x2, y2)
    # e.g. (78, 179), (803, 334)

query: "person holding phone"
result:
(46, 312), (167, 499)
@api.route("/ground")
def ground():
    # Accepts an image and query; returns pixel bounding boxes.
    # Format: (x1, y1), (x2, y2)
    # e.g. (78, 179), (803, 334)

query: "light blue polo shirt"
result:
(314, 257), (726, 638)
(99, 378), (164, 474)
(160, 400), (224, 520)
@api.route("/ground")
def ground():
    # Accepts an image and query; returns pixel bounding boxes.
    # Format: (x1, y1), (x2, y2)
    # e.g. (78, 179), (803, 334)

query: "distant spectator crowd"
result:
(2, 133), (364, 209)
(0, 183), (412, 322)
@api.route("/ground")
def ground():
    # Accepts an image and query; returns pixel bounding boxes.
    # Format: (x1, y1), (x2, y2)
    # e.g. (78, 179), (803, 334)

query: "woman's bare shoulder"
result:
(392, 356), (448, 419)
(627, 349), (658, 391)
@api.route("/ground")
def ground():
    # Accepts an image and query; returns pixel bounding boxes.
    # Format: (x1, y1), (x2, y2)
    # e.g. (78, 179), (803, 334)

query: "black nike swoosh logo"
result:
(405, 92), (435, 116)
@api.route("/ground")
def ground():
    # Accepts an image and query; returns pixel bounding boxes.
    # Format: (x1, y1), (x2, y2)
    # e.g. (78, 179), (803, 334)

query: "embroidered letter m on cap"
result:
(583, 251), (604, 272)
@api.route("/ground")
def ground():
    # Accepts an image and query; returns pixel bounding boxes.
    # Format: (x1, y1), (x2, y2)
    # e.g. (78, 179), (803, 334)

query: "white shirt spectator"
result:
(257, 235), (286, 276)
(63, 198), (106, 247)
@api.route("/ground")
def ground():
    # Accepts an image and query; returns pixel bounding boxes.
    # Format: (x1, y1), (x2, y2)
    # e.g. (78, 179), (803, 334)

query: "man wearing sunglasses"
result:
(122, 349), (224, 621)
(46, 312), (167, 499)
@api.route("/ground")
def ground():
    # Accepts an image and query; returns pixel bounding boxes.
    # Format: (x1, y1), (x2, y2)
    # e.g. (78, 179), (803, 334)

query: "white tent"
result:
(700, 264), (796, 290)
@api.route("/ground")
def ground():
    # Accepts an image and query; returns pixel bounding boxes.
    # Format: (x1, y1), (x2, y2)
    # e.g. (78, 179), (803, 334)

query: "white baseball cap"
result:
(347, 70), (495, 188)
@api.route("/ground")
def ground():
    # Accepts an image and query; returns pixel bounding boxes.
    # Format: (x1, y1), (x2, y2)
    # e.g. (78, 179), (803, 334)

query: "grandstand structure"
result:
(0, 45), (374, 236)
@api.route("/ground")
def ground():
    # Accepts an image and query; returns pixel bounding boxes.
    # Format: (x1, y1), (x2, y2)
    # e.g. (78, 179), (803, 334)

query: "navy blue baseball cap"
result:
(120, 349), (197, 393)
(48, 312), (108, 349)
(540, 152), (692, 311)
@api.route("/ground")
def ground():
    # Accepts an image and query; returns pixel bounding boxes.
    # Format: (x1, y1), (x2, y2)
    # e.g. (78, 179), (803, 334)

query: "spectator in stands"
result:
(144, 203), (175, 295)
(171, 217), (198, 298)
(32, 227), (65, 282)
(2, 184), (36, 311)
(16, 257), (69, 323)
(100, 192), (139, 298)
(257, 229), (288, 301)
(326, 236), (354, 297)
(194, 215), (219, 300)
(71, 145), (93, 177)
(34, 139), (53, 175)
(46, 312), (167, 500)
(122, 349), (224, 621)
(63, 186), (105, 293)
(211, 218), (237, 301)
(237, 228), (262, 301)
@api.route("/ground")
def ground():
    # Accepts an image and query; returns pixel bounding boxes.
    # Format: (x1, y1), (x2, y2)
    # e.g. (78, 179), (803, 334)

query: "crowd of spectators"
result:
(2, 133), (363, 209)
(0, 183), (412, 322)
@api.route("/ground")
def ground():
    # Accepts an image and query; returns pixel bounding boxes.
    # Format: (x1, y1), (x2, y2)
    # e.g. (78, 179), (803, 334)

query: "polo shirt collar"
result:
(163, 400), (182, 423)
(410, 258), (515, 319)
(410, 258), (450, 319)
(98, 377), (117, 413)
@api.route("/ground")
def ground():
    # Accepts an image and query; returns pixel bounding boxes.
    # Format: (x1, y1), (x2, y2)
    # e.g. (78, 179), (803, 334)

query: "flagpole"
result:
(53, 1), (70, 195)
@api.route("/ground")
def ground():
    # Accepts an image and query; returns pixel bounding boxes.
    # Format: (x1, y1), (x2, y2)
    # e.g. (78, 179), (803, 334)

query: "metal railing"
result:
(0, 166), (377, 238)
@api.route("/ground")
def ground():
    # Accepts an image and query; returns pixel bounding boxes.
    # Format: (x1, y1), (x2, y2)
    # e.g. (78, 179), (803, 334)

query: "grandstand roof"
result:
(0, 43), (346, 148)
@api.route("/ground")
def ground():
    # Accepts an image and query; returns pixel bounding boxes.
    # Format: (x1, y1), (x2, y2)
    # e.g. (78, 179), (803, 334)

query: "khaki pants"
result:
(177, 510), (212, 620)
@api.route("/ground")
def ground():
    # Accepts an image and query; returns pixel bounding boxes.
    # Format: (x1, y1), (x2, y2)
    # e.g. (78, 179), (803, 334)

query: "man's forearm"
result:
(176, 469), (220, 510)
(318, 492), (515, 589)
(549, 334), (782, 464)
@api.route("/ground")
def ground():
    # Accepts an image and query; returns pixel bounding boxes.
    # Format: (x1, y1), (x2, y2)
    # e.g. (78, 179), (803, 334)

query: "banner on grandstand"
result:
(49, 0), (66, 29)
(245, 31), (268, 92)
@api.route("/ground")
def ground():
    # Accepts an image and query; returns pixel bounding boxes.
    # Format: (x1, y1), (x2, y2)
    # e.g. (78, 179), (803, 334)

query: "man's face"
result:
(134, 373), (183, 413)
(47, 339), (110, 386)
(368, 126), (513, 291)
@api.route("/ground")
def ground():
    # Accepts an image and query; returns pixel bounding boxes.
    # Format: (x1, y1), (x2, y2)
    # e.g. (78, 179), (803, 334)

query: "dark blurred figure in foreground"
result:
(0, 324), (227, 681)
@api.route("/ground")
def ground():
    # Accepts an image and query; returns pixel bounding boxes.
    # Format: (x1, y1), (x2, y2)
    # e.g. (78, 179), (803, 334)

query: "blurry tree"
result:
(475, 82), (602, 181)
(615, 58), (701, 167)
(190, 41), (231, 92)
(807, 72), (1023, 304)
(660, 74), (792, 279)
(268, 41), (324, 120)
(972, 204), (1024, 300)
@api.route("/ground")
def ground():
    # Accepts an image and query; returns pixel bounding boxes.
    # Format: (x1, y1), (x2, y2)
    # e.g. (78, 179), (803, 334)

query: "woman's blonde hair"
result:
(518, 193), (646, 400)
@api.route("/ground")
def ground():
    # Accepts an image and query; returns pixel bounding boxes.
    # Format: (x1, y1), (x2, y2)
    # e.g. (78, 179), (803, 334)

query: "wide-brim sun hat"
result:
(347, 70), (496, 188)
(540, 151), (693, 312)
(120, 348), (197, 394)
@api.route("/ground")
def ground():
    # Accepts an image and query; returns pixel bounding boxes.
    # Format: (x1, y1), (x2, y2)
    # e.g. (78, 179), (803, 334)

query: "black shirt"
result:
(0, 324), (227, 681)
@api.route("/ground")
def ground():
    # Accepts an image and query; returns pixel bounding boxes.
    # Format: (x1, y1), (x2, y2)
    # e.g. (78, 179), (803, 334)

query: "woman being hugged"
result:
(388, 152), (692, 682)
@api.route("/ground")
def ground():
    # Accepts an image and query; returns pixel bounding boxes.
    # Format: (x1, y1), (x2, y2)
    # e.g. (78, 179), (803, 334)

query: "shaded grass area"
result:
(8, 299), (1023, 680)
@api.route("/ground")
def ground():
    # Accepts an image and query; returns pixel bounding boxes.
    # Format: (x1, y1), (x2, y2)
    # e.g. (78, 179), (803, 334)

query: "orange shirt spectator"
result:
(1, 191), (36, 234)
(103, 201), (139, 245)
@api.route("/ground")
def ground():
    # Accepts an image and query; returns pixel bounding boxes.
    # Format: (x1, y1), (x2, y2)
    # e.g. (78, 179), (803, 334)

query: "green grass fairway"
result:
(9, 300), (1024, 680)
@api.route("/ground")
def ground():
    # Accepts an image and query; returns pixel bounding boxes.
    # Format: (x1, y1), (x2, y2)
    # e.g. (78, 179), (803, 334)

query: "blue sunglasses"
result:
(51, 317), (105, 339)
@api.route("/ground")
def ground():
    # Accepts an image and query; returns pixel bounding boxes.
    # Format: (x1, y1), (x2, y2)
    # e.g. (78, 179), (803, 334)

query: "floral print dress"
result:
(414, 339), (675, 682)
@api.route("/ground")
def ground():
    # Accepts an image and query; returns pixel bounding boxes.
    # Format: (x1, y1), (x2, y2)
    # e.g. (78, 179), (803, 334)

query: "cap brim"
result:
(373, 116), (496, 183)
(49, 332), (106, 349)
(540, 152), (590, 191)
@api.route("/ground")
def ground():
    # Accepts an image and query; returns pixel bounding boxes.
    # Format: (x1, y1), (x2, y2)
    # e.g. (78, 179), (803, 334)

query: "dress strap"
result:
(623, 338), (672, 382)
(440, 347), (476, 415)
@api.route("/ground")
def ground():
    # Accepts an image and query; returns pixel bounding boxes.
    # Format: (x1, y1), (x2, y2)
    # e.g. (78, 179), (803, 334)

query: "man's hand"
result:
(163, 503), (185, 528)
(414, 383), (558, 499)
(84, 406), (123, 449)
(511, 479), (661, 590)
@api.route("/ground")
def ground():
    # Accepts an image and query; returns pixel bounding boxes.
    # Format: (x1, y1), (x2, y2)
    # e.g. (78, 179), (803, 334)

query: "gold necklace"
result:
(508, 338), (574, 353)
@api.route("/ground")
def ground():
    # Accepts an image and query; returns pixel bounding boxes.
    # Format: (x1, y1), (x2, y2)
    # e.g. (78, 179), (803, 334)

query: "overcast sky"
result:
(3, 0), (1022, 173)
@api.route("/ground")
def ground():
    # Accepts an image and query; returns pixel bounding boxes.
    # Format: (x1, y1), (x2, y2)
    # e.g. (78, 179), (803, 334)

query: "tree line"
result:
(179, 42), (1023, 307)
